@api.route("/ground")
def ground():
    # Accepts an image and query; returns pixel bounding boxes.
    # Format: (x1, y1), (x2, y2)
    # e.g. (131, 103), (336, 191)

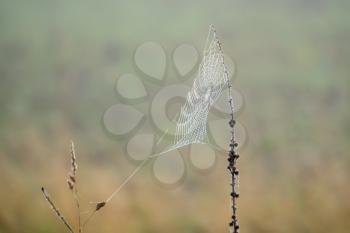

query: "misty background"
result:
(0, 1), (349, 233)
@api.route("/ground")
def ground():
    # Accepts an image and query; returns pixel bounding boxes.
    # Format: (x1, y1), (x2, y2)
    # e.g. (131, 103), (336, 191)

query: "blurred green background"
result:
(1, 0), (350, 233)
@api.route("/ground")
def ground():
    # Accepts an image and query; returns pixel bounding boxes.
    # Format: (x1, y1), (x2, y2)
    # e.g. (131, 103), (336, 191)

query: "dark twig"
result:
(41, 187), (76, 233)
(212, 25), (240, 233)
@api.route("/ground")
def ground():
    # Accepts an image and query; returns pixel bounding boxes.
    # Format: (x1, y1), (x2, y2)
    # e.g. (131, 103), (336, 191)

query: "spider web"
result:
(105, 25), (233, 203)
(169, 25), (230, 150)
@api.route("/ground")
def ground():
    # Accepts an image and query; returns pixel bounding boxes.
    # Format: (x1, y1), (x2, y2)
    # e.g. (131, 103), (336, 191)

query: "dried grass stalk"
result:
(41, 187), (76, 233)
(67, 141), (78, 190)
(67, 141), (82, 233)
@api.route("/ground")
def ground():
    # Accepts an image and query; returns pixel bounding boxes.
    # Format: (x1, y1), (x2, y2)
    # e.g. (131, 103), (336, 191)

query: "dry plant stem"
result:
(68, 141), (82, 233)
(73, 188), (82, 233)
(42, 141), (98, 232)
(213, 26), (240, 233)
(227, 118), (239, 233)
(41, 187), (76, 233)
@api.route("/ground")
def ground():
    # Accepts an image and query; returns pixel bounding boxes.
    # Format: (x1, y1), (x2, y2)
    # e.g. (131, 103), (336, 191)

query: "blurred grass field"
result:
(1, 1), (350, 233)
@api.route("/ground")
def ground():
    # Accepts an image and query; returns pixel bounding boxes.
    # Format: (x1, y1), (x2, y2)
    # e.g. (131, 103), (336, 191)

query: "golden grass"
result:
(0, 131), (349, 233)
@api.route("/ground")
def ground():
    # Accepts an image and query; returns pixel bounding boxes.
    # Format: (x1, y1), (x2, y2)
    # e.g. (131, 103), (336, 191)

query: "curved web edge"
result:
(103, 25), (234, 204)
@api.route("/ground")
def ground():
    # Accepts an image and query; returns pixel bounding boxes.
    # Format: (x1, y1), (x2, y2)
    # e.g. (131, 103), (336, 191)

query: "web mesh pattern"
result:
(169, 25), (229, 151)
(104, 25), (234, 204)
